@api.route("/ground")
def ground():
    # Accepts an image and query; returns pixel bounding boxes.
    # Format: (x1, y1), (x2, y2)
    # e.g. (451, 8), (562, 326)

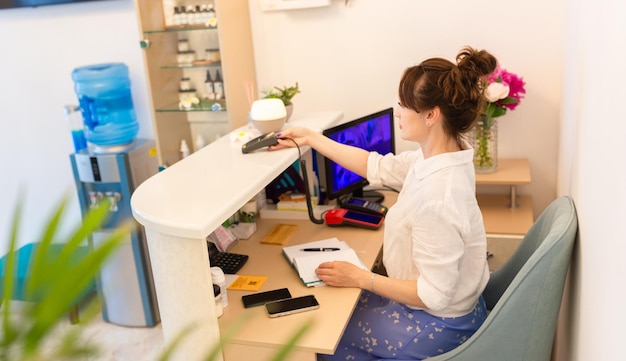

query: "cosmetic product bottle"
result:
(204, 70), (215, 100)
(213, 285), (223, 317)
(211, 266), (228, 308)
(179, 139), (190, 159)
(214, 69), (224, 100)
(172, 6), (181, 26)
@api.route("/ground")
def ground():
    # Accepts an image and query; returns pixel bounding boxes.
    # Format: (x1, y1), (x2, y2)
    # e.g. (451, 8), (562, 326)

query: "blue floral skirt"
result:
(318, 291), (487, 361)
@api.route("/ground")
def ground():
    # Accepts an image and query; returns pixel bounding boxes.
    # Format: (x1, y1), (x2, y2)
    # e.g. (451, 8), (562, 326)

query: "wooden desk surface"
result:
(219, 211), (387, 357)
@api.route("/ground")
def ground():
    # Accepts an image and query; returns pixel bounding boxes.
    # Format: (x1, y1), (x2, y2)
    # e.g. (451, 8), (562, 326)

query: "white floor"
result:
(80, 312), (164, 361)
(3, 301), (165, 361)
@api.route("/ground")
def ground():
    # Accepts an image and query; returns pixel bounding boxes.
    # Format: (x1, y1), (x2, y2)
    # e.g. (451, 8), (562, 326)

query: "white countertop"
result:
(130, 111), (343, 239)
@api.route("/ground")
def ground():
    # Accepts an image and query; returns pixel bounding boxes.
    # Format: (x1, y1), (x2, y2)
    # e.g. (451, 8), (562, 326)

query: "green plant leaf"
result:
(499, 96), (518, 105)
(25, 196), (69, 298)
(25, 222), (126, 351)
(262, 82), (300, 105)
(1, 191), (24, 357)
(492, 107), (506, 118)
(1, 193), (123, 360)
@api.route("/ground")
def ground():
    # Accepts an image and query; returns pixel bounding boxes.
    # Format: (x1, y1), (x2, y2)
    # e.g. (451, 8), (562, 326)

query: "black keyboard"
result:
(207, 241), (248, 274)
(210, 252), (249, 274)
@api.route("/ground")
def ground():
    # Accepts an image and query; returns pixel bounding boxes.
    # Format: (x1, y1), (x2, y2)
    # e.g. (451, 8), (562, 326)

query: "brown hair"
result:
(398, 46), (497, 138)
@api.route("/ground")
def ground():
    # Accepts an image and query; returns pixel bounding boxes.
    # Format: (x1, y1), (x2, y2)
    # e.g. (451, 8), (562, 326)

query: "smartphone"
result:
(324, 208), (384, 230)
(241, 288), (292, 308)
(265, 295), (320, 318)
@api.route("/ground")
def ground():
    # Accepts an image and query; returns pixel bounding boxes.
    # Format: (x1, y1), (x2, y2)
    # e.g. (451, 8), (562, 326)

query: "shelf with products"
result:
(135, 0), (256, 166)
(162, 1), (218, 30)
(160, 61), (221, 69)
(143, 24), (218, 34)
(156, 99), (227, 113)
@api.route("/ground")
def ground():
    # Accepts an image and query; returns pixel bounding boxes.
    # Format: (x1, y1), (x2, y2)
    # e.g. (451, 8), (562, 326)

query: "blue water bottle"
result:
(71, 63), (139, 148)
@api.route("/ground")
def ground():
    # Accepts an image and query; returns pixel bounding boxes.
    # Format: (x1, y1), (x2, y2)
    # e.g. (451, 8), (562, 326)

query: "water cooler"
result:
(70, 139), (160, 327)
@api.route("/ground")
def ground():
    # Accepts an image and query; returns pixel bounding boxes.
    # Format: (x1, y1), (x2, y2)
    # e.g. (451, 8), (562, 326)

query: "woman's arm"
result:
(315, 261), (427, 308)
(272, 127), (370, 178)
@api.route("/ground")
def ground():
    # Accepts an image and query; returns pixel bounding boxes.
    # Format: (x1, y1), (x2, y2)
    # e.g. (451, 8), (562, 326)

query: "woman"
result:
(271, 46), (497, 360)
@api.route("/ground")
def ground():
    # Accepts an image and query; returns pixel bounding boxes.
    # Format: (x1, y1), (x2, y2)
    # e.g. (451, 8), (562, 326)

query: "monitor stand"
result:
(353, 189), (385, 204)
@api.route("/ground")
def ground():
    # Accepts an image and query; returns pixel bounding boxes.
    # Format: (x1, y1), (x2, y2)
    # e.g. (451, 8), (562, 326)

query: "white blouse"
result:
(367, 146), (489, 317)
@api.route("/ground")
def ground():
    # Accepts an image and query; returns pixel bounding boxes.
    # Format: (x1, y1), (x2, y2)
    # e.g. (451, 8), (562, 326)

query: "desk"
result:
(131, 112), (344, 361)
(219, 214), (388, 360)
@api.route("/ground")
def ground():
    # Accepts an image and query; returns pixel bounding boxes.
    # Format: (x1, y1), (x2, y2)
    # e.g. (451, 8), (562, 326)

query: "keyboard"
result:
(207, 241), (248, 274)
(209, 251), (249, 274)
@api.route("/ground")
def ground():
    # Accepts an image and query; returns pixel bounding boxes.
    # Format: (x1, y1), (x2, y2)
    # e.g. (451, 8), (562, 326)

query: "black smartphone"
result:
(265, 295), (320, 318)
(241, 288), (292, 308)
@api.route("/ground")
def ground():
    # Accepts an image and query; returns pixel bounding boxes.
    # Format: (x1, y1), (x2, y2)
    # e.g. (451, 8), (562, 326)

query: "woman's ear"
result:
(427, 107), (441, 121)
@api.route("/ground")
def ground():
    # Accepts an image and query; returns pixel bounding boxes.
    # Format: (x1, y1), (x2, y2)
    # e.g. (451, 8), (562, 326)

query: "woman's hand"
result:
(315, 261), (370, 289)
(268, 127), (314, 150)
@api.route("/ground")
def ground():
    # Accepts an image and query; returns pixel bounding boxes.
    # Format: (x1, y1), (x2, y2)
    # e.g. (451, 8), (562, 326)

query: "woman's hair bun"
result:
(457, 46), (498, 79)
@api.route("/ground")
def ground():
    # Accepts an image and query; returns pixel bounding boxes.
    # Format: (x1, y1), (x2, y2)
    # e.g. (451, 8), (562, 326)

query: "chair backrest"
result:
(427, 196), (578, 361)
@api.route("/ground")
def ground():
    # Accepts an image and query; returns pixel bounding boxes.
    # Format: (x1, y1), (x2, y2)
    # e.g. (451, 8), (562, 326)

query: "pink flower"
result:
(485, 66), (526, 117)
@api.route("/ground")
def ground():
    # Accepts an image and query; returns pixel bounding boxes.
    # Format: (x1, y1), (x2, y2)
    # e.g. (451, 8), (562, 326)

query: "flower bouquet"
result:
(472, 66), (526, 173)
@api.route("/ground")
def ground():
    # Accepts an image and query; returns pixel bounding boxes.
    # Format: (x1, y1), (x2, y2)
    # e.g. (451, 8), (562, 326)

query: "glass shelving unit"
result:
(156, 99), (227, 113)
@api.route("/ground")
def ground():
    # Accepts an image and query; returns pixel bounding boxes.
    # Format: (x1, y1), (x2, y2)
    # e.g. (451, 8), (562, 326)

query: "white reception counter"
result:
(131, 111), (343, 360)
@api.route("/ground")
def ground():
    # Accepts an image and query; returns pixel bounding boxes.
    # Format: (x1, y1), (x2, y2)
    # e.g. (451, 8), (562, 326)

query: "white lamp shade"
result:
(250, 98), (287, 121)
(249, 98), (287, 133)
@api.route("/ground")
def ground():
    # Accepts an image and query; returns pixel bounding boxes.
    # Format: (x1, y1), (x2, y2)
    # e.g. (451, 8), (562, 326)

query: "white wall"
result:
(0, 0), (151, 252)
(0, 0), (564, 247)
(248, 0), (565, 219)
(556, 0), (626, 359)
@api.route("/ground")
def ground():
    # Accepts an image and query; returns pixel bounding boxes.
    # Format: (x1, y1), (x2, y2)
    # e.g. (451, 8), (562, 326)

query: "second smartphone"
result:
(241, 288), (292, 308)
(265, 295), (320, 318)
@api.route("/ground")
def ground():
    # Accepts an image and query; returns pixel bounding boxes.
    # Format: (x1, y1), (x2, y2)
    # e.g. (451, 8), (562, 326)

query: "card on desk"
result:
(227, 275), (268, 291)
(261, 224), (299, 245)
(282, 238), (368, 287)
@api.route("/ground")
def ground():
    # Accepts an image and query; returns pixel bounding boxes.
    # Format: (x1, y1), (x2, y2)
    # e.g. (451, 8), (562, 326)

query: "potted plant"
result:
(262, 82), (300, 121)
(1, 194), (311, 361)
(1, 194), (126, 360)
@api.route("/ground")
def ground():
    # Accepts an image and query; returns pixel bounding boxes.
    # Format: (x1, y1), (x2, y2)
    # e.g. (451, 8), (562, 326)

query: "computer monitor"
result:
(322, 107), (395, 203)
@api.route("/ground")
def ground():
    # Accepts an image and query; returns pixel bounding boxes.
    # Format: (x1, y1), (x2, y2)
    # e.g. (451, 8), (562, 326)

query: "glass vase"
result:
(471, 116), (498, 173)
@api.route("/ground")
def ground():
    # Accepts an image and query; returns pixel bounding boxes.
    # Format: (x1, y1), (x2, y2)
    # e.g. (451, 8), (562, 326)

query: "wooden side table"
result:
(475, 159), (533, 270)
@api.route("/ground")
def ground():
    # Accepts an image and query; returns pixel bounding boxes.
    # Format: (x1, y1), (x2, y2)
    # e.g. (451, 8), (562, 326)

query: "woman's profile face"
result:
(395, 102), (427, 143)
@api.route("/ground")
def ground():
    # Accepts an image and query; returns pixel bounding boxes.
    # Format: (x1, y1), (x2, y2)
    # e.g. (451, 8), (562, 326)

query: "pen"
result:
(301, 247), (340, 252)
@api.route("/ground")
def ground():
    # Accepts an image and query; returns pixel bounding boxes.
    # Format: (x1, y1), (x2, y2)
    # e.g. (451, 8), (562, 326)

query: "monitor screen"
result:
(322, 107), (395, 202)
(0, 0), (106, 10)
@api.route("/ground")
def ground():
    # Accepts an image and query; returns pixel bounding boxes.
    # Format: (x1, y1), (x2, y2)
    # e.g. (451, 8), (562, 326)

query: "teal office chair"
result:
(422, 196), (578, 361)
(0, 243), (96, 324)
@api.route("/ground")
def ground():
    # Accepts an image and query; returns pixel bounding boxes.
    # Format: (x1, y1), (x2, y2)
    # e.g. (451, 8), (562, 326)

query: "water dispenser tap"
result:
(89, 191), (100, 209)
(105, 192), (121, 212)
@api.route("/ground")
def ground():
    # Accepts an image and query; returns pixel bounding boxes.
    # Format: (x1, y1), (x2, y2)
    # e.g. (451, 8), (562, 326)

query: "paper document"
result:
(282, 237), (368, 286)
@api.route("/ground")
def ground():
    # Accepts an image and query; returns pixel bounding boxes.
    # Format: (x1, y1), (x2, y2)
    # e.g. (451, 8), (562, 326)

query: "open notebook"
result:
(282, 237), (368, 287)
